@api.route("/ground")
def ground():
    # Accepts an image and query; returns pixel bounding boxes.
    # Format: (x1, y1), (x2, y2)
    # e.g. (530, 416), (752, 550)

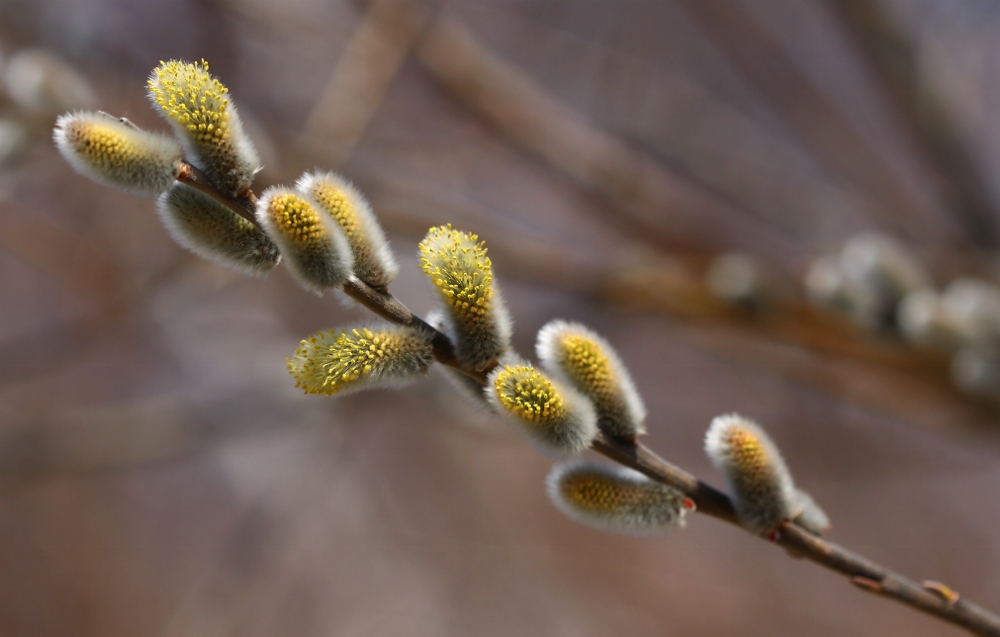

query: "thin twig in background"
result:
(834, 0), (1000, 249)
(403, 6), (800, 259)
(297, 0), (433, 168)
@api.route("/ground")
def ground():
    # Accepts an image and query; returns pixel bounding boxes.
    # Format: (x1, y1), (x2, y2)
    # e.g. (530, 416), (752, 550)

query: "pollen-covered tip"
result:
(297, 171), (397, 289)
(287, 324), (435, 396)
(547, 460), (690, 535)
(704, 413), (796, 535)
(147, 59), (259, 196)
(256, 187), (353, 294)
(156, 183), (280, 275)
(419, 225), (512, 371)
(536, 320), (645, 441)
(54, 111), (182, 195)
(486, 364), (597, 455)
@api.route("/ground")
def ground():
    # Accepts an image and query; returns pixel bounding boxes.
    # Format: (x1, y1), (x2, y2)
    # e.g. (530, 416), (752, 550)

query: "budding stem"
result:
(163, 147), (1000, 637)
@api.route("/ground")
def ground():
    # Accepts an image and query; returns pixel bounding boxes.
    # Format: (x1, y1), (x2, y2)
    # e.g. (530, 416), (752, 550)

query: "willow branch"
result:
(170, 148), (1000, 637)
(340, 273), (1000, 637)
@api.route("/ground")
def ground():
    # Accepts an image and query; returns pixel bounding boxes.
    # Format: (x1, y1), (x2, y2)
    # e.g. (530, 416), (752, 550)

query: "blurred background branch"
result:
(2, 0), (1000, 635)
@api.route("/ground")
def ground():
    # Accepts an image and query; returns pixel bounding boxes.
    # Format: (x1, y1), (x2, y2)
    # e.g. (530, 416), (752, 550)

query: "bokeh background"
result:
(1, 1), (999, 635)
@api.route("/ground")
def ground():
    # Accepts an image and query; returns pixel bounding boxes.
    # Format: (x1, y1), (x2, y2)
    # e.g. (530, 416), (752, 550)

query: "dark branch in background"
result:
(180, 166), (1000, 637)
(834, 0), (999, 249)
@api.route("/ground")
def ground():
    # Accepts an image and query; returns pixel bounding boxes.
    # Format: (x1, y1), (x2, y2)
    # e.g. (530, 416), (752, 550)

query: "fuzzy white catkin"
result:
(255, 187), (354, 294)
(705, 413), (796, 534)
(486, 364), (597, 456)
(54, 111), (183, 195)
(156, 183), (280, 275)
(547, 460), (690, 535)
(297, 171), (398, 289)
(536, 320), (646, 440)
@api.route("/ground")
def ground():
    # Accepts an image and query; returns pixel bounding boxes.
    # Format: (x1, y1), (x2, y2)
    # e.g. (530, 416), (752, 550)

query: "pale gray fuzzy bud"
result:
(705, 252), (771, 309)
(804, 255), (882, 328)
(486, 363), (597, 456)
(156, 183), (280, 276)
(547, 460), (692, 536)
(951, 344), (1000, 400)
(536, 320), (645, 441)
(941, 278), (1000, 344)
(5, 49), (96, 116)
(705, 413), (796, 534)
(897, 289), (965, 351)
(54, 111), (183, 195)
(256, 187), (354, 294)
(839, 233), (931, 302)
(296, 171), (398, 289)
(791, 488), (831, 536)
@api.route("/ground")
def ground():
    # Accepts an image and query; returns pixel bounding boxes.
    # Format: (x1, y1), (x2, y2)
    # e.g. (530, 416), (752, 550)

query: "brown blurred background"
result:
(1, 0), (999, 635)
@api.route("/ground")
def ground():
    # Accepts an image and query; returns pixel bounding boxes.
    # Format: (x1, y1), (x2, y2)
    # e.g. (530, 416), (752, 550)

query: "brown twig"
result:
(175, 161), (258, 225)
(337, 269), (1000, 637)
(170, 123), (1000, 637)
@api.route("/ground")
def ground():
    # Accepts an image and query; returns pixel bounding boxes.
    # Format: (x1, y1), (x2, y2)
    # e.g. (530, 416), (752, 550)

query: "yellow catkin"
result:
(547, 460), (690, 535)
(287, 325), (434, 395)
(494, 365), (567, 423)
(419, 225), (510, 370)
(705, 414), (795, 534)
(487, 364), (596, 455)
(299, 171), (397, 288)
(256, 187), (353, 293)
(54, 111), (182, 194)
(268, 193), (327, 245)
(147, 59), (259, 196)
(536, 320), (646, 440)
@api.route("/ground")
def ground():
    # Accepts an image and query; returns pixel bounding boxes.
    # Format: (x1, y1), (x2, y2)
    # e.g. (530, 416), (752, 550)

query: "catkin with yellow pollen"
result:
(156, 183), (280, 275)
(547, 460), (692, 535)
(704, 414), (796, 534)
(256, 187), (353, 293)
(536, 320), (646, 441)
(486, 364), (596, 455)
(53, 111), (182, 195)
(147, 59), (259, 197)
(419, 225), (511, 371)
(297, 171), (397, 289)
(287, 324), (435, 396)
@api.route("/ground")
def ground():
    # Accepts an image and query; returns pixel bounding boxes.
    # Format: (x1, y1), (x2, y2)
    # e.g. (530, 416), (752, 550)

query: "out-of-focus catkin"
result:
(705, 413), (796, 534)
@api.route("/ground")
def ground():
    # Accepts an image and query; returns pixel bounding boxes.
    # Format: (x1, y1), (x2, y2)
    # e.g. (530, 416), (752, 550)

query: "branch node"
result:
(923, 580), (961, 607)
(851, 576), (885, 595)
